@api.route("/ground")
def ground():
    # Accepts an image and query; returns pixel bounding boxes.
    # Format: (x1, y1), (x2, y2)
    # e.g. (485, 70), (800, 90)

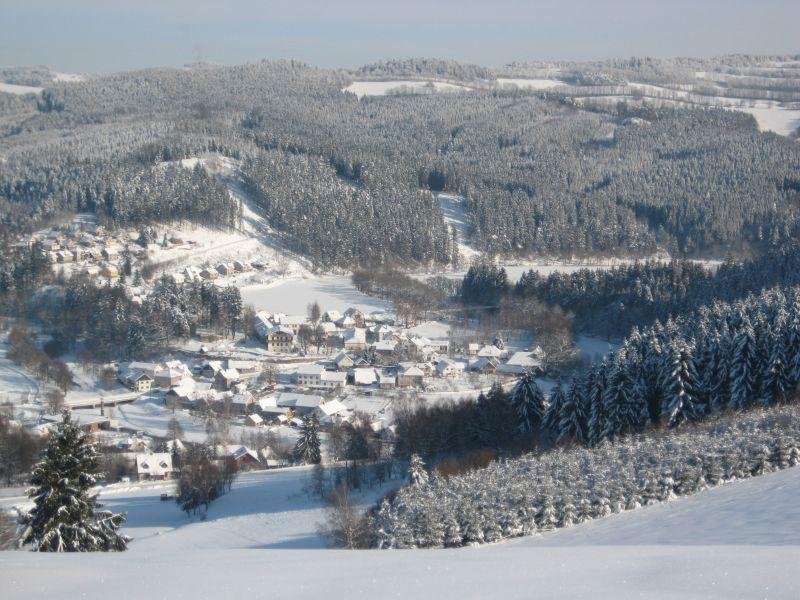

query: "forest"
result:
(2, 57), (799, 268)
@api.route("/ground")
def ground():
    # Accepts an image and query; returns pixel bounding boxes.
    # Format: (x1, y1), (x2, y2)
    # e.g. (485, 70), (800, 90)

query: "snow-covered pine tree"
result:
(19, 412), (129, 552)
(408, 453), (429, 487)
(661, 340), (702, 427)
(763, 329), (791, 406)
(510, 371), (546, 434)
(542, 383), (566, 435)
(557, 377), (588, 444)
(294, 413), (321, 464)
(730, 324), (760, 410)
(587, 359), (608, 444)
(601, 354), (643, 441)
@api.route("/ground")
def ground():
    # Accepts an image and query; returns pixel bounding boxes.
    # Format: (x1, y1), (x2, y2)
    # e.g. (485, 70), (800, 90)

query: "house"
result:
(436, 358), (465, 377)
(322, 310), (341, 323)
(246, 413), (264, 427)
(333, 351), (355, 371)
(314, 399), (348, 424)
(135, 452), (174, 481)
(154, 361), (192, 388)
(56, 250), (73, 263)
(164, 380), (197, 407)
(372, 339), (397, 356)
(121, 370), (153, 392)
(279, 315), (307, 335)
(275, 392), (323, 415)
(214, 368), (241, 391)
(217, 445), (261, 471)
(397, 365), (425, 388)
(226, 359), (258, 373)
(201, 360), (224, 378)
(200, 268), (218, 280)
(295, 364), (346, 389)
(233, 260), (250, 272)
(343, 328), (367, 352)
(124, 361), (160, 378)
(230, 392), (254, 414)
(266, 325), (294, 353)
(352, 368), (377, 386)
(343, 307), (365, 326)
(100, 263), (119, 279)
(470, 356), (500, 374)
(335, 315), (356, 329)
(477, 344), (503, 359)
(376, 369), (396, 389)
(184, 266), (202, 282)
(499, 351), (544, 375)
(467, 343), (481, 356)
(254, 311), (274, 339)
(216, 263), (234, 276)
(102, 246), (120, 261)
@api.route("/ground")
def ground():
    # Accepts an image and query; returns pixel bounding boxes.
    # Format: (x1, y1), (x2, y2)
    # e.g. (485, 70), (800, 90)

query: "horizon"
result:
(1, 0), (799, 74)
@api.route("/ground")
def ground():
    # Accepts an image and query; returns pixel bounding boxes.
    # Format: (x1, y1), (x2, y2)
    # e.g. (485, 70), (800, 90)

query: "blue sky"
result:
(1, 1), (798, 73)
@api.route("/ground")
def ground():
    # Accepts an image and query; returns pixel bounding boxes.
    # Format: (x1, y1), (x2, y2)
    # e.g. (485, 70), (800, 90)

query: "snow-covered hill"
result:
(2, 465), (799, 599)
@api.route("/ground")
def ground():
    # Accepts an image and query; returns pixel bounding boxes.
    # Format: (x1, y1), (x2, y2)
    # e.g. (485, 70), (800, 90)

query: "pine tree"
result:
(510, 372), (546, 434)
(602, 355), (643, 441)
(408, 454), (428, 487)
(19, 412), (129, 552)
(662, 341), (702, 427)
(294, 414), (321, 464)
(557, 378), (588, 444)
(730, 325), (760, 410)
(542, 383), (566, 435)
(587, 360), (608, 444)
(763, 330), (791, 406)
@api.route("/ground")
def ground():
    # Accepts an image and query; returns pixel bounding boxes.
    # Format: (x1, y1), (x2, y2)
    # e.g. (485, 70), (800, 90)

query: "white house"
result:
(136, 452), (174, 481)
(315, 399), (348, 423)
(436, 358), (465, 377)
(499, 351), (544, 374)
(295, 364), (346, 389)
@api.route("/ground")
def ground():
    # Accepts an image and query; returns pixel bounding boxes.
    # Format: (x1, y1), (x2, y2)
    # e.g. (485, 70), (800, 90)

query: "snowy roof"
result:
(334, 351), (354, 365)
(267, 325), (294, 337)
(477, 345), (503, 358)
(136, 452), (173, 477)
(372, 340), (397, 352)
(280, 315), (307, 326)
(505, 351), (542, 367)
(401, 365), (425, 377)
(275, 392), (323, 409)
(316, 399), (348, 417)
(296, 364), (326, 377)
(343, 328), (367, 343)
(247, 413), (264, 424)
(353, 369), (377, 385)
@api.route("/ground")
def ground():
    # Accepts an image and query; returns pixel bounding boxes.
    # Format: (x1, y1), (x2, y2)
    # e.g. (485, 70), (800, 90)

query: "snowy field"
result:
(495, 77), (567, 90)
(2, 464), (798, 599)
(241, 275), (391, 314)
(0, 82), (43, 95)
(344, 80), (472, 98)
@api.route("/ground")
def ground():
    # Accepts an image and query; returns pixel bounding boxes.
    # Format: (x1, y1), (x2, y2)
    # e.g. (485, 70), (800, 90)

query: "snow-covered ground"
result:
(0, 335), (40, 406)
(2, 462), (798, 599)
(344, 80), (472, 98)
(241, 275), (391, 314)
(0, 82), (43, 95)
(495, 77), (567, 90)
(435, 192), (481, 261)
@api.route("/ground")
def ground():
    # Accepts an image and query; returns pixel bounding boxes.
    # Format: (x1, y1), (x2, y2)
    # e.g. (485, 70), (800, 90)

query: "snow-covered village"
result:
(3, 3), (800, 599)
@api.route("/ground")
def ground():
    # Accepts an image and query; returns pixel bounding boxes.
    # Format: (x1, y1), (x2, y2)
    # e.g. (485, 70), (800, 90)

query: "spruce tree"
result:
(510, 372), (546, 434)
(294, 413), (322, 464)
(541, 383), (566, 435)
(730, 325), (760, 410)
(662, 341), (702, 427)
(19, 412), (129, 552)
(557, 378), (588, 444)
(408, 454), (428, 487)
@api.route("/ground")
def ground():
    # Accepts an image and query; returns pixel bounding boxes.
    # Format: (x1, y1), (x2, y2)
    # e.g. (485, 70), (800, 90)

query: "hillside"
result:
(2, 465), (798, 599)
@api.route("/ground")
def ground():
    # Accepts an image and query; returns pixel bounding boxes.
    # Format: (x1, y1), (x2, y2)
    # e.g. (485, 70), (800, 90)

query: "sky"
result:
(1, 0), (798, 74)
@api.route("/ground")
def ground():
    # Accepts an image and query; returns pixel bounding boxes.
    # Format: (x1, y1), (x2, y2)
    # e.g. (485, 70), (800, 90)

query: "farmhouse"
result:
(275, 392), (323, 415)
(397, 364), (425, 388)
(343, 328), (367, 352)
(121, 370), (153, 392)
(333, 351), (355, 371)
(295, 364), (346, 389)
(436, 358), (465, 377)
(500, 351), (544, 375)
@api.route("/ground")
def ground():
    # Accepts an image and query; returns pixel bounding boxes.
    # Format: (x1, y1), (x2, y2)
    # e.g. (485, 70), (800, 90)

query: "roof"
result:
(373, 340), (397, 352)
(343, 328), (367, 343)
(477, 345), (503, 358)
(296, 364), (326, 377)
(353, 369), (377, 385)
(316, 399), (348, 417)
(136, 452), (173, 477)
(275, 392), (323, 409)
(401, 365), (425, 377)
(247, 413), (264, 424)
(505, 351), (542, 367)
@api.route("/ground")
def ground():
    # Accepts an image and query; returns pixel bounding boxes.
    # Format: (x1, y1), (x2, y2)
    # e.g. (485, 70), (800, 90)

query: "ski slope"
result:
(2, 465), (799, 599)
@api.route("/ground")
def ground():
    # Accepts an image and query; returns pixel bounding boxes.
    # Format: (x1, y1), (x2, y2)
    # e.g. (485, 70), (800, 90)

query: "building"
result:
(154, 361), (192, 388)
(333, 351), (355, 371)
(246, 413), (264, 427)
(397, 365), (425, 388)
(274, 392), (323, 415)
(100, 263), (119, 279)
(266, 326), (294, 353)
(216, 445), (261, 470)
(499, 351), (544, 375)
(135, 452), (174, 481)
(121, 370), (153, 392)
(214, 368), (241, 391)
(377, 369), (397, 389)
(436, 358), (465, 377)
(216, 263), (234, 276)
(372, 339), (397, 356)
(477, 345), (503, 359)
(352, 368), (377, 386)
(470, 356), (500, 374)
(295, 364), (346, 389)
(343, 328), (367, 352)
(314, 399), (348, 424)
(279, 315), (308, 335)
